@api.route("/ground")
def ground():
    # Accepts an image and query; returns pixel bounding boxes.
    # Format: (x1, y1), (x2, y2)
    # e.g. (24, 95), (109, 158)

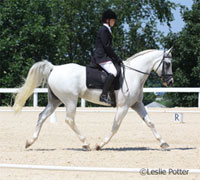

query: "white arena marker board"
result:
(173, 113), (183, 123)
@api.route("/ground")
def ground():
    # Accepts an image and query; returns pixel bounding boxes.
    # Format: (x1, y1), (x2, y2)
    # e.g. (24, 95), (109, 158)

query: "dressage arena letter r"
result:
(174, 113), (183, 123)
(175, 113), (179, 121)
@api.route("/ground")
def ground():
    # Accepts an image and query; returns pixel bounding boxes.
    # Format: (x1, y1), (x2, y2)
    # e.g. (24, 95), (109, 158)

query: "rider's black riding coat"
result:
(91, 25), (120, 64)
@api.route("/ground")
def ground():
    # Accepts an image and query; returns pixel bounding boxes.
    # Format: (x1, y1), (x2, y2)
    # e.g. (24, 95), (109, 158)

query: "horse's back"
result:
(48, 63), (86, 98)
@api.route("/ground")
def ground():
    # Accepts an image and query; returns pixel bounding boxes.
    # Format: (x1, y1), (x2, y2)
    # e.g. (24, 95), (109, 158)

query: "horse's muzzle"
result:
(168, 77), (174, 86)
(163, 77), (174, 87)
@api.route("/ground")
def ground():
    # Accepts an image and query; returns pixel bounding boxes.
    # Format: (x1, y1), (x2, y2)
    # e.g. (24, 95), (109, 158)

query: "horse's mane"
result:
(125, 49), (156, 62)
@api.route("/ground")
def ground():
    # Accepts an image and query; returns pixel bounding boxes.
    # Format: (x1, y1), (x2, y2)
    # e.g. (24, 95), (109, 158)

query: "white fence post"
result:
(198, 92), (200, 108)
(81, 99), (86, 107)
(33, 93), (38, 107)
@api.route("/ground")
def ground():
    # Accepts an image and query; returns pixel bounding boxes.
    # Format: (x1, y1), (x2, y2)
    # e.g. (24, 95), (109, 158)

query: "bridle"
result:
(156, 51), (173, 82)
(121, 51), (172, 93)
(123, 50), (172, 81)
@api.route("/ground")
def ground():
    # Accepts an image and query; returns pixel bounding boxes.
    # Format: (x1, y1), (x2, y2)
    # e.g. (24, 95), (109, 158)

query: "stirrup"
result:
(100, 94), (114, 105)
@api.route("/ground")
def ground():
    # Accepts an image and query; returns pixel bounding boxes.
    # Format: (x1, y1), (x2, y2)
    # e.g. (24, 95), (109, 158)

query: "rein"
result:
(124, 51), (166, 76)
(123, 65), (150, 75)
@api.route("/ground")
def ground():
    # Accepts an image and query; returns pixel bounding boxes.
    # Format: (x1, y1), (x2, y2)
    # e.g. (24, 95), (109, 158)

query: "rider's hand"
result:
(117, 58), (123, 64)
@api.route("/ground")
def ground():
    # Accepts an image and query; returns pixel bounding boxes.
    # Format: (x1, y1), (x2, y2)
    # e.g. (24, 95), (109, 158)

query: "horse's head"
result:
(154, 48), (174, 87)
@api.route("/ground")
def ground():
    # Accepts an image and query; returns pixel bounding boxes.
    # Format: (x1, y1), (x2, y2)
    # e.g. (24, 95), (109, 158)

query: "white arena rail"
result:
(1, 163), (200, 174)
(0, 88), (200, 108)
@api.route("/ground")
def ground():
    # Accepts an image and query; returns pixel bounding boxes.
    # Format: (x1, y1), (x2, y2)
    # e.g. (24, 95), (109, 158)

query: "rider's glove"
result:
(117, 58), (123, 64)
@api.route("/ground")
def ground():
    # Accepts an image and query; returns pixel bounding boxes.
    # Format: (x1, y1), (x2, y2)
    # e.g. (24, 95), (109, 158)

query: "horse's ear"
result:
(167, 46), (173, 54)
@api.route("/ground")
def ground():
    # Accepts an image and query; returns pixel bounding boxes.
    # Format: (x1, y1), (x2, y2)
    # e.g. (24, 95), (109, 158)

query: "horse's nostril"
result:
(168, 78), (174, 86)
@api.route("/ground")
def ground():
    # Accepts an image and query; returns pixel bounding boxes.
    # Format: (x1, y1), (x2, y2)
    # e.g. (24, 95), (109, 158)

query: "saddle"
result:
(86, 62), (122, 90)
(86, 62), (123, 107)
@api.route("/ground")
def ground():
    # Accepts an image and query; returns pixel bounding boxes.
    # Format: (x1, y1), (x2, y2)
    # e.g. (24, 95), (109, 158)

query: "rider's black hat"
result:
(101, 9), (117, 23)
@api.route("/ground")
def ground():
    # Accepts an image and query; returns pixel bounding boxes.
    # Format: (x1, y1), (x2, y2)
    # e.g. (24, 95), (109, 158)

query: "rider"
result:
(91, 9), (123, 105)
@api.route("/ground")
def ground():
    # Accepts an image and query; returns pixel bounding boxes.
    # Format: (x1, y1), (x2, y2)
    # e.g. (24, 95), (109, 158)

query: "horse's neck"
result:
(125, 51), (161, 86)
(127, 55), (154, 75)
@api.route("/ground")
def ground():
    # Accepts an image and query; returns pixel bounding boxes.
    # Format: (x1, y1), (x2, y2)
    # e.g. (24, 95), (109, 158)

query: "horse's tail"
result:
(13, 60), (54, 112)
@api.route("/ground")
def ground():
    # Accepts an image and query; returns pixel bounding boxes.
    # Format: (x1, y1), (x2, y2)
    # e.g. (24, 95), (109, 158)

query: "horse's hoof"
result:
(82, 145), (91, 151)
(95, 144), (101, 151)
(25, 140), (31, 149)
(160, 142), (169, 149)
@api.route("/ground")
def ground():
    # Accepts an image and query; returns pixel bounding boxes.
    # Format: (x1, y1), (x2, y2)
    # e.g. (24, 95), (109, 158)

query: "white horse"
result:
(13, 49), (173, 150)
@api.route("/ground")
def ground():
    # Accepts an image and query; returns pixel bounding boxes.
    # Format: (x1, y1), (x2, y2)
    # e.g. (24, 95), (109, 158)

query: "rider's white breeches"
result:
(99, 61), (117, 77)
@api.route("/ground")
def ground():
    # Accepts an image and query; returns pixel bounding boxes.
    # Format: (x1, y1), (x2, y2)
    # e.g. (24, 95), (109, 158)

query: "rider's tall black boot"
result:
(100, 74), (115, 105)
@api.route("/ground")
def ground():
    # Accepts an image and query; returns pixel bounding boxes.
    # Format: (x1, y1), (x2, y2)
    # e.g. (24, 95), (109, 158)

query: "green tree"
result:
(0, 0), (177, 106)
(0, 0), (69, 105)
(162, 0), (200, 107)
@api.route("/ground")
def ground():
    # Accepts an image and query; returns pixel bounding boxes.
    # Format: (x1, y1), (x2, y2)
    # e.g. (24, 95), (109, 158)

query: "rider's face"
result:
(109, 19), (116, 27)
(106, 19), (116, 27)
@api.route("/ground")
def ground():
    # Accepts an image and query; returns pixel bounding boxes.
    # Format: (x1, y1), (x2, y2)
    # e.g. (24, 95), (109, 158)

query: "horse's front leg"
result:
(132, 102), (169, 149)
(95, 106), (129, 150)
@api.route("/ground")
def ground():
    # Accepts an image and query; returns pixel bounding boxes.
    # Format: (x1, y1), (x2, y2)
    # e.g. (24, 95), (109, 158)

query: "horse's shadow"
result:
(26, 146), (196, 152)
(103, 147), (196, 151)
(27, 148), (57, 152)
(65, 147), (196, 152)
(27, 148), (88, 152)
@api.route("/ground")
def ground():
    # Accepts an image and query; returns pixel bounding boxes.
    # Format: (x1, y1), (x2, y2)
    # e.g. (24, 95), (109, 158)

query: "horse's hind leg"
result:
(131, 102), (169, 149)
(25, 88), (61, 149)
(64, 99), (90, 151)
